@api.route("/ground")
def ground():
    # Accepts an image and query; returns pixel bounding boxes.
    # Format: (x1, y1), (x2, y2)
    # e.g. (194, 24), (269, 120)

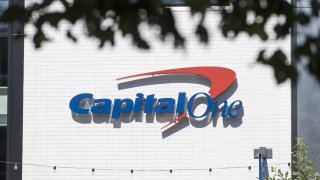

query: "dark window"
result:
(0, 27), (7, 180)
(0, 0), (9, 33)
(162, 0), (229, 6)
(0, 37), (7, 87)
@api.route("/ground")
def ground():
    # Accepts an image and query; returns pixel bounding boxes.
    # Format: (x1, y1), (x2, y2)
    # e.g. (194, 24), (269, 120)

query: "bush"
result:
(267, 138), (320, 180)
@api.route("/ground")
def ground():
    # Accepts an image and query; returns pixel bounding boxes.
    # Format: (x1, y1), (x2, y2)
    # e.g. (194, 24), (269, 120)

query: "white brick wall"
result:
(23, 6), (291, 180)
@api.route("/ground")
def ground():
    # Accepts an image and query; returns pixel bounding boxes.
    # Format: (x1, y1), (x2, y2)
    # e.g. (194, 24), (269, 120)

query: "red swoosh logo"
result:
(117, 67), (236, 129)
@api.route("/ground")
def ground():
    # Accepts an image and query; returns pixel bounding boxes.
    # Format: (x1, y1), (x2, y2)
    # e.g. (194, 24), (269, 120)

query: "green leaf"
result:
(195, 24), (209, 44)
(257, 50), (298, 84)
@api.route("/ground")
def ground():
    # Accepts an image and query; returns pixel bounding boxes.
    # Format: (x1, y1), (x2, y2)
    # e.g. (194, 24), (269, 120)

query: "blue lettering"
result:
(144, 94), (156, 113)
(187, 92), (212, 118)
(227, 100), (243, 118)
(176, 92), (186, 113)
(154, 98), (175, 113)
(133, 93), (144, 112)
(218, 100), (229, 118)
(69, 93), (93, 114)
(91, 99), (112, 114)
(69, 92), (243, 122)
(112, 98), (134, 118)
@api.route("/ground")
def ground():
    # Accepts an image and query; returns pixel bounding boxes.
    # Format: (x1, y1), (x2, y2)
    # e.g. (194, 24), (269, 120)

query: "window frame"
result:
(162, 0), (230, 6)
(6, 0), (24, 179)
(0, 33), (8, 37)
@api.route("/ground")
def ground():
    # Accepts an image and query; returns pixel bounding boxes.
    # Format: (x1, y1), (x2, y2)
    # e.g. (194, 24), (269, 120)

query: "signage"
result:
(69, 67), (243, 128)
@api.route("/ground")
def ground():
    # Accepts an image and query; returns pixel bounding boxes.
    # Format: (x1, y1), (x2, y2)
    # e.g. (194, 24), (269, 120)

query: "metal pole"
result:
(259, 154), (263, 180)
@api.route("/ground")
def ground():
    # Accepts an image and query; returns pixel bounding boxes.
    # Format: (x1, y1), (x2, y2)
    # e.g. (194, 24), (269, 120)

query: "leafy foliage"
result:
(292, 138), (320, 180)
(267, 138), (320, 180)
(267, 167), (291, 180)
(0, 0), (320, 84)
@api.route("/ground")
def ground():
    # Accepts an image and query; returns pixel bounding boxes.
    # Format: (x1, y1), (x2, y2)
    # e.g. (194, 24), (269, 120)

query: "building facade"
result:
(1, 0), (319, 180)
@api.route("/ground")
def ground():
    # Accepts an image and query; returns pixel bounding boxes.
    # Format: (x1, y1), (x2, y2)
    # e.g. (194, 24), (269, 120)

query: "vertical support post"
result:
(6, 0), (24, 180)
(259, 154), (263, 180)
(254, 147), (272, 180)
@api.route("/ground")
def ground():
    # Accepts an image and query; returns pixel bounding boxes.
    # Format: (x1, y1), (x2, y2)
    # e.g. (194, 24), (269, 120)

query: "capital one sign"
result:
(69, 67), (243, 129)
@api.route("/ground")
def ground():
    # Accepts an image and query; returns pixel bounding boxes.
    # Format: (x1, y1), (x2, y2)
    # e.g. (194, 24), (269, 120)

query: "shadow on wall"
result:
(162, 78), (244, 138)
(117, 74), (211, 90)
(71, 74), (244, 139)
